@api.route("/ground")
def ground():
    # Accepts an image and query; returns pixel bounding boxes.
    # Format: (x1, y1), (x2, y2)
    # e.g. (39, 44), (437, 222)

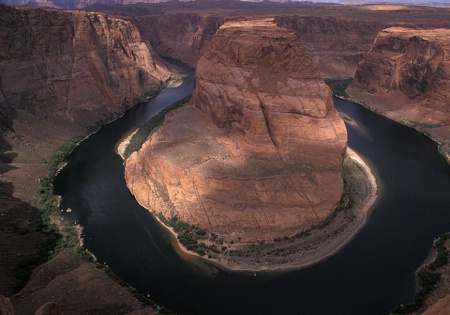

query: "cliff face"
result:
(125, 20), (347, 244)
(274, 16), (385, 78)
(139, 13), (385, 79)
(348, 27), (450, 161)
(0, 5), (173, 128)
(0, 5), (174, 309)
(138, 13), (225, 68)
(353, 27), (450, 114)
(193, 19), (347, 165)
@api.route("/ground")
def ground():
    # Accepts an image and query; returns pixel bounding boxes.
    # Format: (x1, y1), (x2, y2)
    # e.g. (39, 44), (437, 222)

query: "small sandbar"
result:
(116, 130), (138, 159)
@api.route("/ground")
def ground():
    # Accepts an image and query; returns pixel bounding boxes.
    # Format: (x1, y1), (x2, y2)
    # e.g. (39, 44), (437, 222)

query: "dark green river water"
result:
(54, 68), (450, 314)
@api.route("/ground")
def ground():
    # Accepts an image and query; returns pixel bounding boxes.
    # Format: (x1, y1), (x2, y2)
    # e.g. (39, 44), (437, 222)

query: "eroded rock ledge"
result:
(125, 20), (347, 256)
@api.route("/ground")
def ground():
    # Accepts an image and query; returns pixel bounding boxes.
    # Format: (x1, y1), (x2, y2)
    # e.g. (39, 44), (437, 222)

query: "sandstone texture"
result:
(137, 13), (225, 68)
(0, 5), (174, 129)
(274, 16), (385, 79)
(350, 27), (450, 161)
(0, 5), (174, 313)
(135, 6), (450, 80)
(126, 20), (347, 244)
(0, 0), (173, 10)
(353, 27), (450, 114)
(139, 13), (382, 79)
(11, 251), (161, 315)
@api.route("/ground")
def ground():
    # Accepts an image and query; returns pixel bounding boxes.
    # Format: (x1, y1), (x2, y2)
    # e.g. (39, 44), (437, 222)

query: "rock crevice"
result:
(125, 19), (347, 243)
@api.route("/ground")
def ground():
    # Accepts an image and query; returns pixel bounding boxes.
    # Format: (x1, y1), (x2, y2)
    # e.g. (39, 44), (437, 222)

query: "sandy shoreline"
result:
(208, 147), (379, 272)
(119, 124), (379, 271)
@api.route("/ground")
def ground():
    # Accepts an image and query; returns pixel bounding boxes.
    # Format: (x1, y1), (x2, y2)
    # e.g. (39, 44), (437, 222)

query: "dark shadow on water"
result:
(54, 74), (450, 315)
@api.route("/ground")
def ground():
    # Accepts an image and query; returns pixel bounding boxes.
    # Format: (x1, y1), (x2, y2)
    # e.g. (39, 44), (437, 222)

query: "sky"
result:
(294, 0), (450, 3)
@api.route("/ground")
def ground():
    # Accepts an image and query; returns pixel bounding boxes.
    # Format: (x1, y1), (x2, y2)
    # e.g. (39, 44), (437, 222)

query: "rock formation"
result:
(0, 5), (174, 129)
(349, 27), (450, 160)
(0, 295), (15, 315)
(137, 13), (225, 68)
(11, 252), (160, 315)
(103, 4), (450, 80)
(139, 13), (383, 78)
(125, 19), (347, 244)
(353, 27), (450, 114)
(0, 5), (175, 312)
(274, 16), (385, 79)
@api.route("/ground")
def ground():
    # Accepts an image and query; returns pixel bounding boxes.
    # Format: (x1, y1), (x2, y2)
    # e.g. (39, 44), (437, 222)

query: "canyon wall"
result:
(0, 5), (174, 130)
(274, 16), (385, 78)
(125, 20), (347, 244)
(139, 13), (385, 79)
(0, 0), (172, 9)
(0, 5), (174, 312)
(349, 27), (450, 160)
(137, 13), (225, 68)
(353, 27), (450, 114)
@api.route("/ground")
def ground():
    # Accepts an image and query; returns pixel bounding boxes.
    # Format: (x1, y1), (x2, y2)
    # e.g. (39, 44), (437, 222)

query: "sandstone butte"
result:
(125, 19), (348, 250)
(350, 27), (450, 161)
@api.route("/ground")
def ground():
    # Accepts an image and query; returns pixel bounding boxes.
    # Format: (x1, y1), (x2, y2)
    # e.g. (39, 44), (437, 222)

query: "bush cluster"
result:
(391, 233), (450, 314)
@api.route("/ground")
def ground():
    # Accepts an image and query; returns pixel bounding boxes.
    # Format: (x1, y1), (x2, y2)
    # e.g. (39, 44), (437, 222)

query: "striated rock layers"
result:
(137, 13), (225, 68)
(353, 27), (450, 114)
(274, 16), (385, 79)
(0, 5), (174, 310)
(350, 27), (450, 160)
(126, 20), (347, 243)
(0, 5), (173, 129)
(139, 13), (383, 79)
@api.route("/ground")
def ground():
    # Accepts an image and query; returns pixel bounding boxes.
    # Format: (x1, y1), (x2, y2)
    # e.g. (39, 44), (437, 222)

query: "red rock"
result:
(125, 20), (347, 243)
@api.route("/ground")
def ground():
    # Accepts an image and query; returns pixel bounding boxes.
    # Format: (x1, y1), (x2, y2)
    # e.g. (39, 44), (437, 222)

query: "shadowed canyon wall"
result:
(0, 5), (174, 313)
(139, 13), (384, 79)
(353, 27), (450, 114)
(125, 20), (347, 243)
(0, 5), (173, 130)
(349, 27), (450, 161)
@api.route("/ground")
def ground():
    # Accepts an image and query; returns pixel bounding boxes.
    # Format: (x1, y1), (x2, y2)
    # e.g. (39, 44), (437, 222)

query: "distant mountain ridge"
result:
(1, 0), (449, 10)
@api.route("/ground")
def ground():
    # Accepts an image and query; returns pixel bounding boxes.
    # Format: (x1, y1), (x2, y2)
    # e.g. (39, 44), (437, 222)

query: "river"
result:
(54, 68), (450, 315)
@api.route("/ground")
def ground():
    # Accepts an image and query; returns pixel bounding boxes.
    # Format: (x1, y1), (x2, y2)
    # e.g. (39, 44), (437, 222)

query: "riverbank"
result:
(329, 81), (450, 315)
(345, 85), (450, 165)
(120, 125), (378, 271)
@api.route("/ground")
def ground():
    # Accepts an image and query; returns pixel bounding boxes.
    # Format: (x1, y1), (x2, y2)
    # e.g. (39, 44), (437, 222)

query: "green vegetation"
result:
(340, 155), (356, 210)
(36, 134), (90, 251)
(273, 155), (361, 249)
(391, 233), (450, 314)
(26, 109), (136, 290)
(123, 95), (192, 159)
(15, 91), (185, 309)
(0, 112), (14, 131)
(325, 79), (352, 98)
(12, 133), (90, 291)
(156, 213), (208, 256)
(144, 89), (160, 99)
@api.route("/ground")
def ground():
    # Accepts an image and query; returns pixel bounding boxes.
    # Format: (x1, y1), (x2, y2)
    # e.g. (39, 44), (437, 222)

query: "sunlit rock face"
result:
(126, 20), (347, 242)
(353, 27), (450, 114)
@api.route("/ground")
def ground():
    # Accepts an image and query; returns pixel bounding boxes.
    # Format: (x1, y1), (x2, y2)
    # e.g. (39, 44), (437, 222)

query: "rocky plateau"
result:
(125, 19), (347, 246)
